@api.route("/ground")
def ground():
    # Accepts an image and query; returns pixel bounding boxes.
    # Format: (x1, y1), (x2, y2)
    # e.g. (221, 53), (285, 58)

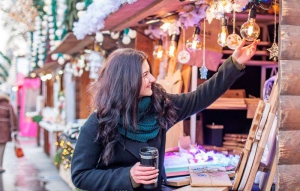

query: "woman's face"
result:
(139, 60), (156, 97)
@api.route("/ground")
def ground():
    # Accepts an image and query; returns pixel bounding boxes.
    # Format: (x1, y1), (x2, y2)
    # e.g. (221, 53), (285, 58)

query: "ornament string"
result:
(200, 18), (208, 79)
(182, 25), (186, 50)
(203, 18), (206, 68)
(233, 6), (236, 34)
(267, 0), (279, 62)
(273, 1), (276, 43)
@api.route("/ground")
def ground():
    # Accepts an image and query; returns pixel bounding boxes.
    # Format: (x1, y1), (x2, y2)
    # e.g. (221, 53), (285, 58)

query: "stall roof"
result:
(31, 62), (62, 75)
(49, 32), (95, 55)
(102, 0), (192, 31)
(102, 0), (277, 32)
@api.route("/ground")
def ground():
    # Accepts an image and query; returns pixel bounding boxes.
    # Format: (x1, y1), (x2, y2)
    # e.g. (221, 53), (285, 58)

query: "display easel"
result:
(232, 76), (278, 190)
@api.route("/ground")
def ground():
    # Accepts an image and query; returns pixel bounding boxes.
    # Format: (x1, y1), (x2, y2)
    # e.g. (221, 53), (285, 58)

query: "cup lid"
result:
(139, 147), (158, 157)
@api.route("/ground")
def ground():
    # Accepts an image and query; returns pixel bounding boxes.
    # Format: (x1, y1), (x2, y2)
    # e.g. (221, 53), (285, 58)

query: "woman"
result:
(71, 38), (259, 191)
(0, 93), (18, 173)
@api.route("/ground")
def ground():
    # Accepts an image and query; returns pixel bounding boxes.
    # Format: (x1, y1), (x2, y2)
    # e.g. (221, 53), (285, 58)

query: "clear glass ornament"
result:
(186, 26), (202, 52)
(240, 18), (260, 41)
(217, 26), (228, 47)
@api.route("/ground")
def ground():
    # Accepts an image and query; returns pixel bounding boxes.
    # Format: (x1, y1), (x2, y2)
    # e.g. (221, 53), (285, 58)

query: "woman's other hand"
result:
(130, 162), (159, 185)
(232, 38), (260, 65)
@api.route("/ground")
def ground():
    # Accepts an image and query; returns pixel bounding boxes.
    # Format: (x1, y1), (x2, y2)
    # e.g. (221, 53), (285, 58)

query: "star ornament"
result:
(267, 42), (279, 61)
(200, 65), (208, 79)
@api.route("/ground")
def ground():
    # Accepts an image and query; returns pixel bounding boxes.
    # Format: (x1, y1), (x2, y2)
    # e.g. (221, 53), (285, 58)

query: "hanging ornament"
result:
(226, 3), (242, 50)
(240, 6), (260, 41)
(110, 31), (120, 39)
(122, 29), (131, 45)
(217, 16), (228, 47)
(177, 27), (190, 64)
(267, 0), (278, 61)
(128, 29), (137, 39)
(122, 36), (131, 45)
(200, 18), (208, 79)
(95, 32), (104, 42)
(186, 26), (202, 52)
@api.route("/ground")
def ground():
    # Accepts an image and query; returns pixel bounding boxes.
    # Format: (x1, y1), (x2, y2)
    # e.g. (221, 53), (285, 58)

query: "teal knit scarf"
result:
(118, 97), (159, 142)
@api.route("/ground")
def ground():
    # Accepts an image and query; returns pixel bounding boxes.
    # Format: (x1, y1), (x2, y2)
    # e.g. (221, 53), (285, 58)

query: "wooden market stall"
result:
(92, 0), (300, 190)
(35, 0), (300, 190)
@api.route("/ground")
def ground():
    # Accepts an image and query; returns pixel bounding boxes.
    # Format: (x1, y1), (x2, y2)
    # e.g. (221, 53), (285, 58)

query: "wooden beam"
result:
(277, 165), (300, 190)
(279, 60), (300, 95)
(103, 0), (160, 31)
(279, 25), (300, 60)
(279, 95), (300, 131)
(220, 59), (277, 66)
(278, 131), (300, 164)
(280, 0), (300, 25)
(222, 50), (270, 56)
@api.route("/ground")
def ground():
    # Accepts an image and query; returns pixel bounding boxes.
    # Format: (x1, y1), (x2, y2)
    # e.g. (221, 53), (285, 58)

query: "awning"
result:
(31, 62), (62, 75)
(102, 0), (191, 31)
(48, 32), (95, 55)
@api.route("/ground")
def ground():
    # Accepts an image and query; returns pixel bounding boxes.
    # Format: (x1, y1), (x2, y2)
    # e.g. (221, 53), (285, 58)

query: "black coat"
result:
(71, 56), (244, 191)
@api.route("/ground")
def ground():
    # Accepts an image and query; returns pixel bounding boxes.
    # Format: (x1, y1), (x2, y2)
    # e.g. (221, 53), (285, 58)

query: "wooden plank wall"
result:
(277, 0), (300, 190)
(75, 70), (92, 119)
(45, 79), (54, 107)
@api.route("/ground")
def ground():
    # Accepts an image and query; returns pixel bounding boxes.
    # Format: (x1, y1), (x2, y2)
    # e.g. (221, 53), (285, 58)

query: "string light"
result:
(240, 6), (260, 41)
(217, 16), (228, 47)
(153, 39), (164, 59)
(186, 26), (202, 52)
(168, 34), (178, 58)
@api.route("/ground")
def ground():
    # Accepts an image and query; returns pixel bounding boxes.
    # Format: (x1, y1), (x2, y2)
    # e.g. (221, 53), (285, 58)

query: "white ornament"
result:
(77, 11), (86, 18)
(128, 29), (137, 39)
(122, 35), (131, 45)
(58, 57), (65, 65)
(95, 32), (104, 42)
(48, 16), (54, 22)
(76, 2), (85, 11)
(51, 54), (59, 60)
(110, 31), (120, 39)
(49, 34), (55, 40)
(177, 50), (191, 64)
(55, 29), (63, 37)
(226, 34), (242, 50)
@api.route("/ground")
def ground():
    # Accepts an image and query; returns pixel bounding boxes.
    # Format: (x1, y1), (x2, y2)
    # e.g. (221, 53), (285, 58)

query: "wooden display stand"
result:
(232, 77), (278, 190)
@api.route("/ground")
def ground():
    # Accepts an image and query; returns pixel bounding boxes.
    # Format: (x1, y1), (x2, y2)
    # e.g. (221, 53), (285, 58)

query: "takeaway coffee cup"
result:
(139, 147), (159, 189)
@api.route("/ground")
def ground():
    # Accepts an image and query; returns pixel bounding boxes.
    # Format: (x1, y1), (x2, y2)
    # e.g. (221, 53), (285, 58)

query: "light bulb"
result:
(153, 39), (164, 59)
(168, 35), (178, 58)
(240, 7), (260, 41)
(217, 17), (228, 47)
(186, 26), (202, 52)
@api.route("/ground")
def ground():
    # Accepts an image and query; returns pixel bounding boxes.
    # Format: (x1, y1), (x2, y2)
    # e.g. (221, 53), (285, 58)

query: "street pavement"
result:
(0, 137), (72, 191)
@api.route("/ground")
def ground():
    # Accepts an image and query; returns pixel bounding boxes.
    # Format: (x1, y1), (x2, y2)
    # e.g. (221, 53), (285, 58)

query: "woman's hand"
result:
(130, 162), (159, 185)
(232, 38), (260, 65)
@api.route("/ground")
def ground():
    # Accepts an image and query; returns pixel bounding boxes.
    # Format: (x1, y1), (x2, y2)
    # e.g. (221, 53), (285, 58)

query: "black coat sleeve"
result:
(71, 113), (133, 191)
(168, 56), (244, 123)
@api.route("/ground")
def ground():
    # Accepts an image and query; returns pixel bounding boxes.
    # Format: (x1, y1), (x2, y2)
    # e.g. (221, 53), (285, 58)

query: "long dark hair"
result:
(88, 48), (177, 165)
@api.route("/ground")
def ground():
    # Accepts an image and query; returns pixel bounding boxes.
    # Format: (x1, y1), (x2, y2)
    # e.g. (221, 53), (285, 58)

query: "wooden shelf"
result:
(220, 59), (277, 67)
(207, 98), (260, 112)
(223, 50), (270, 56)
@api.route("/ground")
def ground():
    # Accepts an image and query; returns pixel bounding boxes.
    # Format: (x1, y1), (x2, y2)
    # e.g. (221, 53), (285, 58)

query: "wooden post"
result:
(277, 0), (300, 190)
